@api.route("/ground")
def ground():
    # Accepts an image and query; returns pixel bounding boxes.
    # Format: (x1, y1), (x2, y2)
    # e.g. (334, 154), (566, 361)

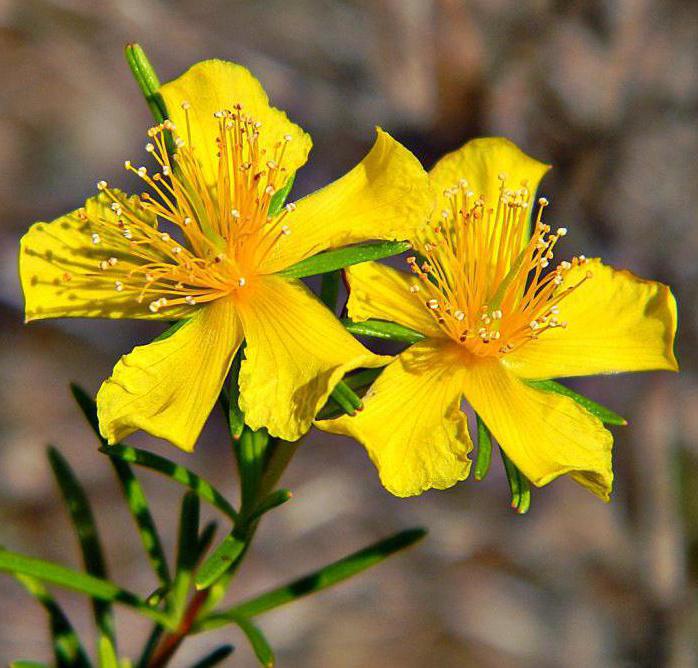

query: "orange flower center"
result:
(83, 104), (296, 314)
(407, 176), (591, 356)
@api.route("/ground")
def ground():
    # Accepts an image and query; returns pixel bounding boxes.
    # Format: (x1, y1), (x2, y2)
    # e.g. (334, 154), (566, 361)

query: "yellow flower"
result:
(317, 138), (678, 500)
(20, 60), (432, 451)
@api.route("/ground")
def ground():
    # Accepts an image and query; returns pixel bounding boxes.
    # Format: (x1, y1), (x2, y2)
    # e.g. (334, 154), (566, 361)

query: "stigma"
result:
(407, 178), (591, 357)
(78, 104), (297, 314)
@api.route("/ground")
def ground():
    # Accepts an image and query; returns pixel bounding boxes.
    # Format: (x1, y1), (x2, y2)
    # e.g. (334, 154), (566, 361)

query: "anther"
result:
(238, 277), (247, 287)
(97, 180), (107, 190)
(281, 225), (291, 236)
(91, 233), (101, 245)
(427, 299), (439, 310)
(114, 280), (124, 292)
(108, 257), (118, 266)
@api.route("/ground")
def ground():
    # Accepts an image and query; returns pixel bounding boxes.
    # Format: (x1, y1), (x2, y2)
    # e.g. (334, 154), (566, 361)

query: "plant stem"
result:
(148, 589), (209, 668)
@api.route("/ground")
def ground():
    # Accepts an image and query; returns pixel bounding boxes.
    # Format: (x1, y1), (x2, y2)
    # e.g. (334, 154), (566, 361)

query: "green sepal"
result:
(474, 416), (493, 481)
(14, 575), (91, 668)
(525, 379), (627, 426)
(47, 447), (115, 645)
(71, 384), (171, 588)
(225, 348), (245, 440)
(229, 614), (275, 667)
(195, 533), (246, 590)
(268, 173), (295, 217)
(316, 368), (383, 420)
(191, 645), (235, 668)
(198, 528), (426, 628)
(342, 318), (424, 344)
(499, 448), (531, 514)
(99, 445), (237, 521)
(279, 240), (411, 279)
(124, 43), (167, 125)
(329, 380), (363, 416)
(0, 549), (173, 628)
(152, 318), (190, 342)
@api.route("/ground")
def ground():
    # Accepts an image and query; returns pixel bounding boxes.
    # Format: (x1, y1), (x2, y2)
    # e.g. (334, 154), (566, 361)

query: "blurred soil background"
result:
(1, 0), (697, 666)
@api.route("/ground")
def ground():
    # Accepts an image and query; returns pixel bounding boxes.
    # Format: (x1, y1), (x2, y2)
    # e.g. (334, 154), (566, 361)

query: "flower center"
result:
(407, 176), (591, 357)
(84, 104), (296, 314)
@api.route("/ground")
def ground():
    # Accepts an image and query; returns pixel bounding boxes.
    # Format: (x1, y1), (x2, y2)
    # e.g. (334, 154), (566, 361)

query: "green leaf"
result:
(99, 445), (237, 520)
(248, 489), (292, 523)
(499, 448), (531, 514)
(0, 549), (172, 628)
(71, 384), (171, 588)
(279, 240), (411, 279)
(525, 379), (627, 426)
(98, 635), (119, 668)
(195, 533), (246, 590)
(11, 662), (49, 668)
(199, 528), (426, 629)
(172, 493), (200, 620)
(268, 173), (295, 217)
(329, 381), (362, 416)
(342, 318), (424, 344)
(15, 575), (91, 668)
(320, 270), (341, 310)
(229, 614), (274, 667)
(47, 447), (115, 645)
(191, 645), (235, 668)
(474, 416), (493, 481)
(124, 43), (167, 125)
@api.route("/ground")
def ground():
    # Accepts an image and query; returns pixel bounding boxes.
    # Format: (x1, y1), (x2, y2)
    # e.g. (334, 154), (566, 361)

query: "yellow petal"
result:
(236, 274), (390, 441)
(344, 261), (444, 338)
(159, 59), (312, 187)
(258, 129), (433, 273)
(316, 341), (472, 497)
(462, 357), (613, 500)
(429, 137), (550, 251)
(97, 298), (242, 452)
(502, 259), (679, 380)
(20, 192), (191, 322)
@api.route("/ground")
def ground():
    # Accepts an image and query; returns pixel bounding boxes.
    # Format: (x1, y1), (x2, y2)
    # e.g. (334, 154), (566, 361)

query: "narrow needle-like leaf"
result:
(229, 614), (274, 667)
(320, 270), (341, 310)
(15, 575), (91, 668)
(97, 635), (119, 668)
(248, 489), (292, 523)
(190, 645), (235, 668)
(195, 533), (246, 591)
(279, 240), (411, 279)
(99, 445), (237, 520)
(198, 528), (426, 629)
(71, 384), (171, 586)
(0, 549), (172, 627)
(172, 493), (200, 621)
(475, 416), (493, 481)
(47, 447), (115, 645)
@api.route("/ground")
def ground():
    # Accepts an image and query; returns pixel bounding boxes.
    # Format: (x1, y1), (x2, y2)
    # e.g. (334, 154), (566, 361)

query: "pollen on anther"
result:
(238, 277), (247, 287)
(114, 281), (124, 292)
(97, 180), (107, 190)
(427, 299), (439, 310)
(280, 225), (291, 236)
(91, 233), (101, 245)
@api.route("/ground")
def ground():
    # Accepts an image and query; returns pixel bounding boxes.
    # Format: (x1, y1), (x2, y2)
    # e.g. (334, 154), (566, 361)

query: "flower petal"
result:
(502, 259), (679, 380)
(462, 357), (613, 500)
(97, 298), (242, 452)
(429, 137), (550, 250)
(159, 59), (312, 186)
(20, 192), (191, 322)
(258, 129), (432, 273)
(316, 341), (472, 497)
(344, 261), (444, 338)
(236, 275), (390, 441)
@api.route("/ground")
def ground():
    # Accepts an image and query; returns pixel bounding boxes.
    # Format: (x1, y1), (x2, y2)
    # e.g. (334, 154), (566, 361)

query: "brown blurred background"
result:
(1, 0), (697, 666)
